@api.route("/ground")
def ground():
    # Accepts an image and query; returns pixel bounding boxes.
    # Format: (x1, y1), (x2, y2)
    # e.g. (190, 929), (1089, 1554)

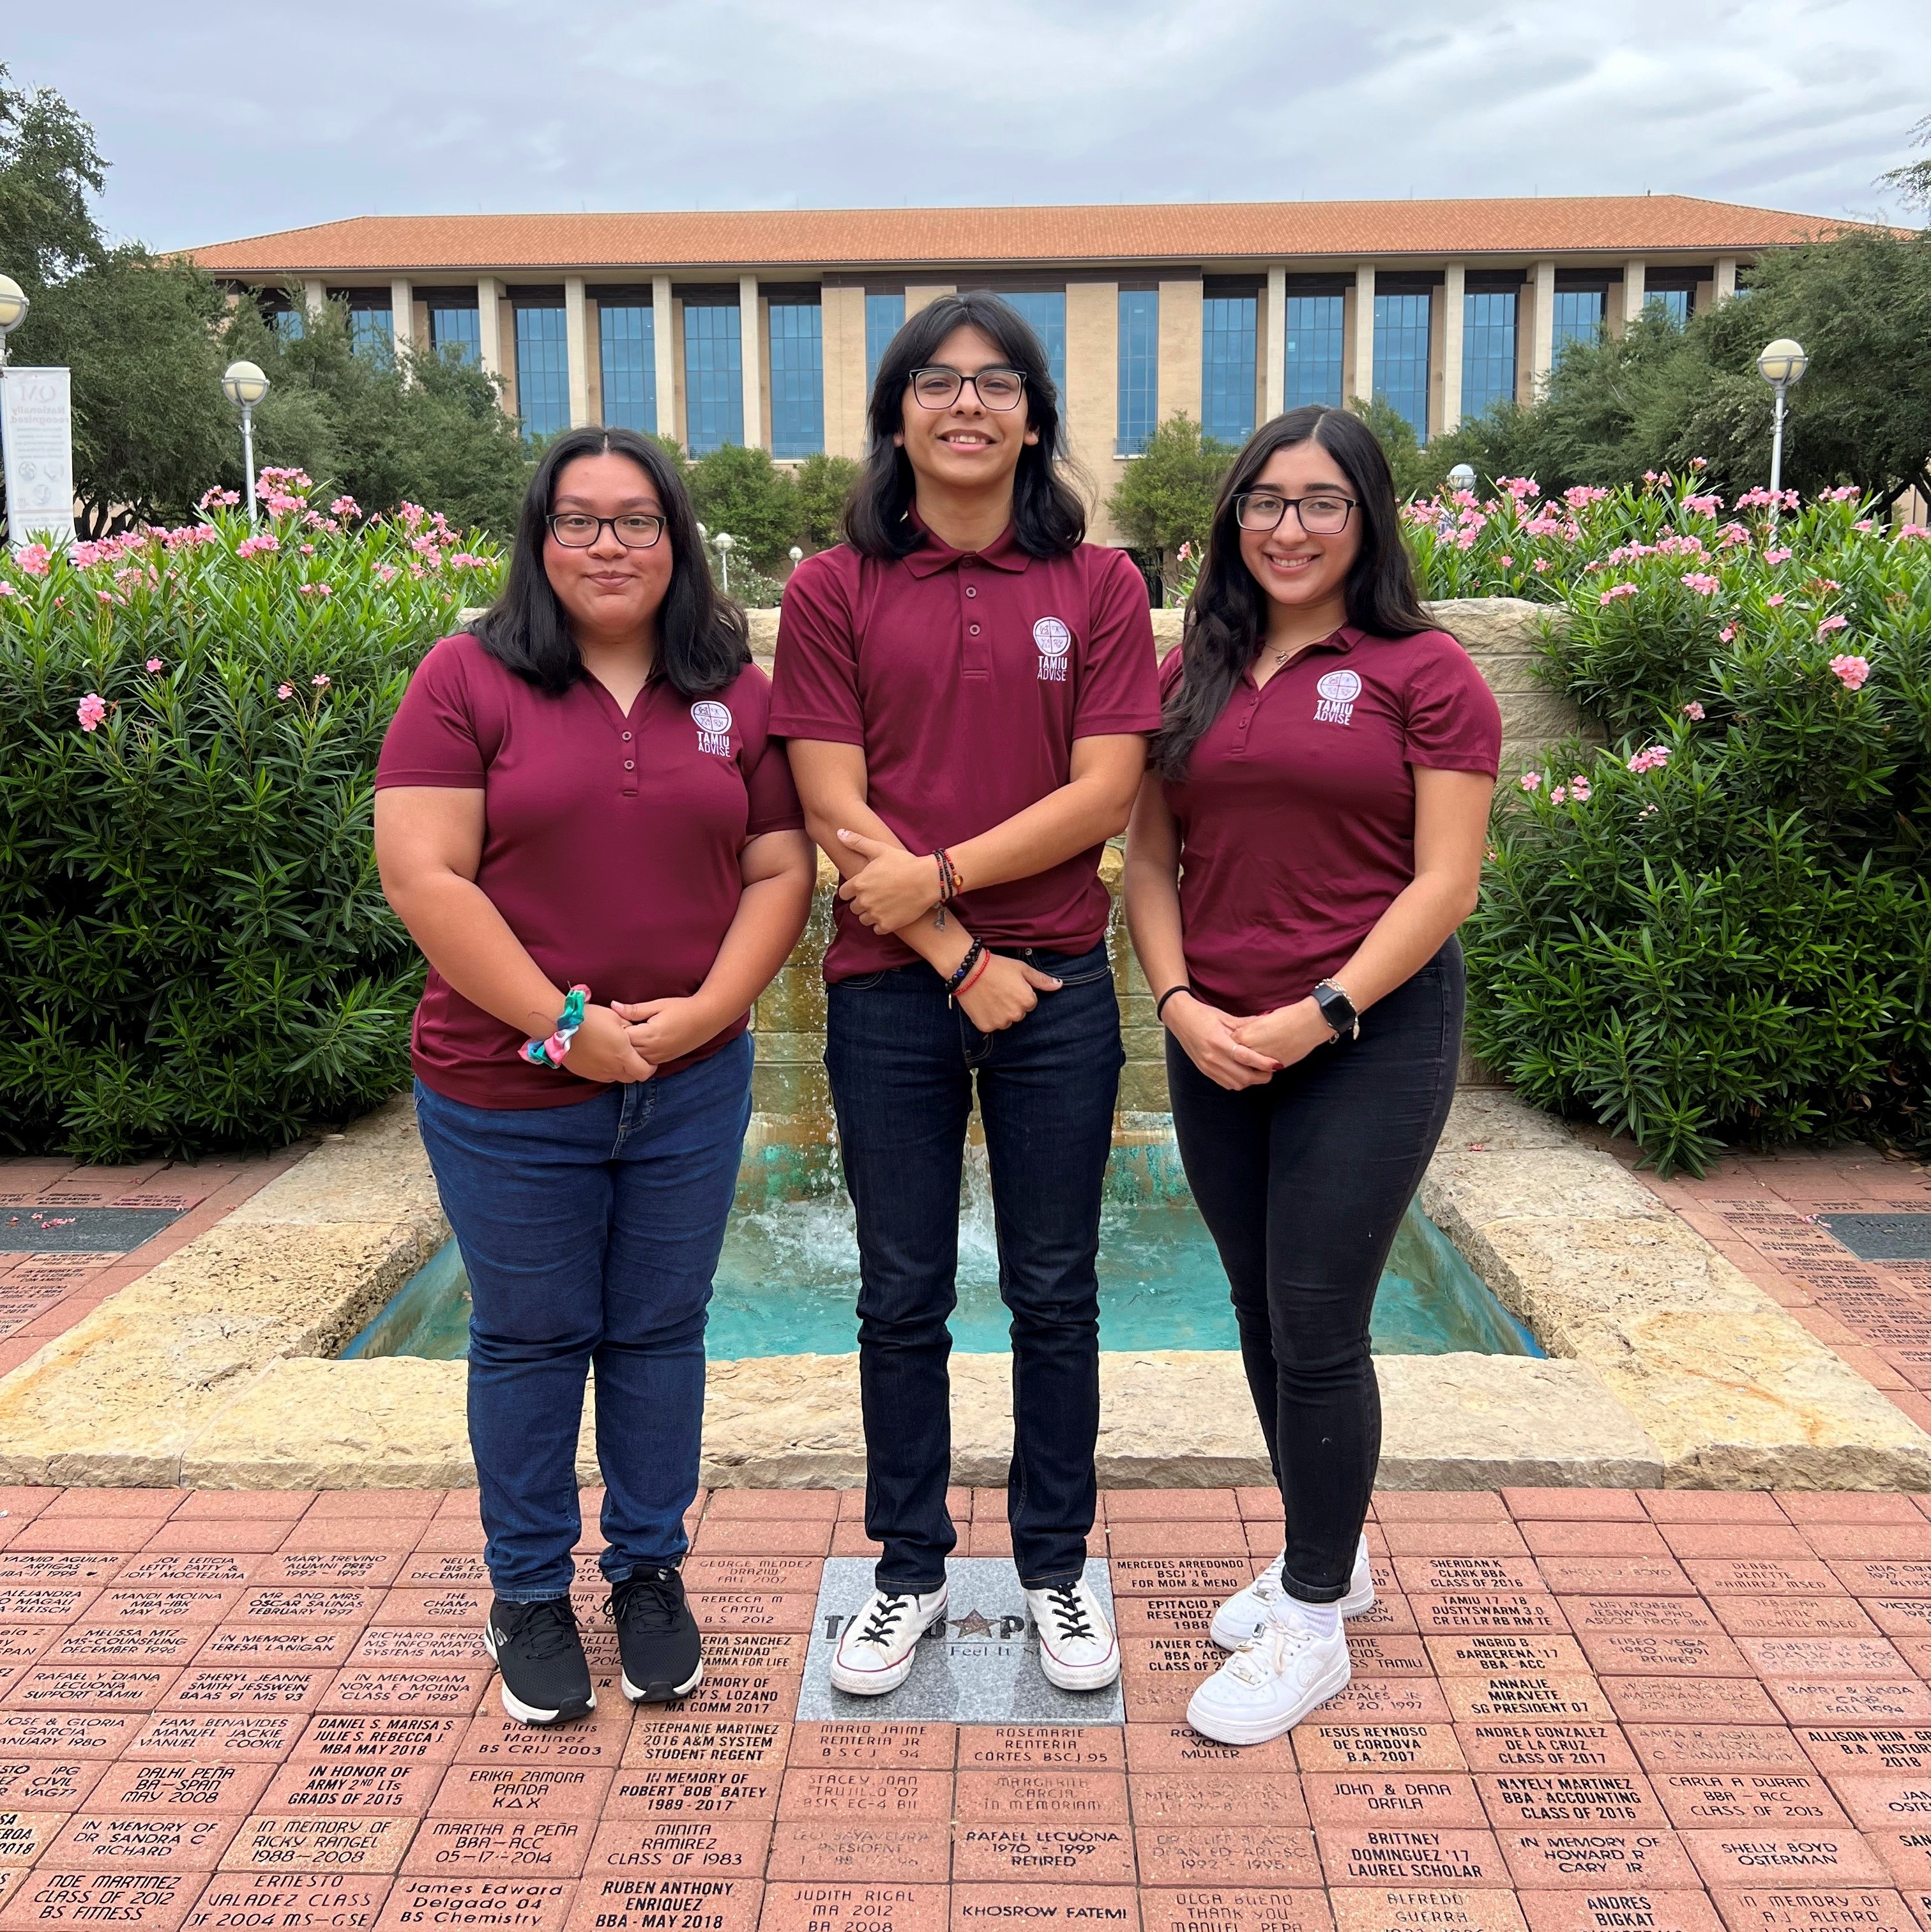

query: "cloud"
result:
(9, 0), (1925, 252)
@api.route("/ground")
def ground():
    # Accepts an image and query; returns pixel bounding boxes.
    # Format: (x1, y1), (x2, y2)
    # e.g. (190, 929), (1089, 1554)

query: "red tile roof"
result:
(187, 195), (1865, 278)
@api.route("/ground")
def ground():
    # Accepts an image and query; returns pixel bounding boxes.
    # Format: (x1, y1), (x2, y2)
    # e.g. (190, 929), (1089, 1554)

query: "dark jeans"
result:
(826, 941), (1123, 1594)
(1166, 940), (1465, 1603)
(413, 1033), (752, 1601)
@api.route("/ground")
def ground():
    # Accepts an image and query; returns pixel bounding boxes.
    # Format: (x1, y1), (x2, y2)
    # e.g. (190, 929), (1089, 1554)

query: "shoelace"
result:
(500, 1597), (580, 1661)
(1224, 1618), (1319, 1686)
(854, 1594), (915, 1648)
(609, 1569), (682, 1634)
(1040, 1583), (1095, 1642)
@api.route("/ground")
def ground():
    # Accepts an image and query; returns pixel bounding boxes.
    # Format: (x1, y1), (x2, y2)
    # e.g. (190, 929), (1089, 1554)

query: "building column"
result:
(390, 278), (413, 364)
(1440, 262), (1465, 436)
(1351, 264), (1375, 404)
(476, 278), (505, 382)
(1263, 265), (1287, 422)
(905, 285), (955, 314)
(301, 278), (325, 321)
(739, 273), (764, 449)
(1623, 259), (1647, 326)
(1530, 260), (1556, 393)
(1158, 278), (1202, 423)
(651, 276), (677, 443)
(1714, 256), (1738, 303)
(564, 277), (591, 428)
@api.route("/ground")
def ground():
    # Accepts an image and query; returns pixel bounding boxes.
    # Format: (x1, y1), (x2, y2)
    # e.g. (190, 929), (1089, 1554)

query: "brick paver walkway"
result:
(8, 1484), (1931, 1931)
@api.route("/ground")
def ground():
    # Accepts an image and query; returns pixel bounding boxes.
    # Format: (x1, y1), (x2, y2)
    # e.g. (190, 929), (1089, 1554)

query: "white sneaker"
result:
(1187, 1606), (1351, 1746)
(1209, 1534), (1372, 1650)
(1025, 1578), (1120, 1692)
(829, 1586), (948, 1696)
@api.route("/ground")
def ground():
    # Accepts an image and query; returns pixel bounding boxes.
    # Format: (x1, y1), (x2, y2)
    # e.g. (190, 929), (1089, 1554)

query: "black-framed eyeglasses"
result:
(908, 365), (1027, 411)
(546, 512), (665, 549)
(1234, 491), (1358, 535)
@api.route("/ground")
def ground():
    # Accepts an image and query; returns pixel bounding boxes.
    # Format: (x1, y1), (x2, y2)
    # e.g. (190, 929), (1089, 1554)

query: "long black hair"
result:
(1152, 406), (1434, 780)
(844, 291), (1086, 560)
(475, 426), (748, 699)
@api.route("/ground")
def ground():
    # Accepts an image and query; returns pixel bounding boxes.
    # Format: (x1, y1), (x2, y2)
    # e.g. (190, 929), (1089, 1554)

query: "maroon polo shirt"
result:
(771, 524), (1161, 980)
(1159, 625), (1500, 1015)
(375, 634), (803, 1107)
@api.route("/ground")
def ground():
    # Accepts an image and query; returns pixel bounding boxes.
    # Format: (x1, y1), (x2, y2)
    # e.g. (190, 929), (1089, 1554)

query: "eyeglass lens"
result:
(1236, 492), (1353, 534)
(910, 367), (1026, 410)
(549, 515), (664, 548)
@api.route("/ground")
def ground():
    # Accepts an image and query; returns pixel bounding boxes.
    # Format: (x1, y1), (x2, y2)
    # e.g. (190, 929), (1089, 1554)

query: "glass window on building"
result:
(1651, 287), (1693, 328)
(1461, 289), (1517, 423)
(1202, 294), (1258, 445)
(684, 299), (745, 453)
(1551, 289), (1605, 359)
(342, 295), (394, 363)
(428, 296), (481, 368)
(1372, 291), (1431, 444)
(1116, 289), (1158, 454)
(260, 294), (303, 344)
(1284, 294), (1344, 411)
(599, 302), (655, 434)
(996, 291), (1066, 399)
(514, 301), (570, 442)
(768, 294), (824, 459)
(865, 292), (905, 397)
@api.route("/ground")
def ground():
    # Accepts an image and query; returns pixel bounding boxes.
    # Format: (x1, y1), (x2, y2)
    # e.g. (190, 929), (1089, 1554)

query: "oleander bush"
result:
(1451, 475), (1931, 1175)
(0, 471), (505, 1159)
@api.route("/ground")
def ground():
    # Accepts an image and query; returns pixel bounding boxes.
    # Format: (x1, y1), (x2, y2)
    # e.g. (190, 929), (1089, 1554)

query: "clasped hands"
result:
(555, 996), (725, 1084)
(833, 829), (943, 932)
(1165, 989), (1336, 1092)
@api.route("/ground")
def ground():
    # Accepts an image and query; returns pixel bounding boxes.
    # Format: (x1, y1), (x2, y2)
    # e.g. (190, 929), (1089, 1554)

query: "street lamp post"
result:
(1447, 463), (1476, 497)
(219, 360), (271, 526)
(713, 530), (734, 593)
(1754, 338), (1808, 505)
(0, 274), (28, 369)
(788, 545), (803, 570)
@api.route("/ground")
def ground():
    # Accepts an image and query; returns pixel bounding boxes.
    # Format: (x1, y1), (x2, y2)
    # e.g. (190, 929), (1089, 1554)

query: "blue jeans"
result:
(413, 1033), (752, 1601)
(826, 942), (1123, 1594)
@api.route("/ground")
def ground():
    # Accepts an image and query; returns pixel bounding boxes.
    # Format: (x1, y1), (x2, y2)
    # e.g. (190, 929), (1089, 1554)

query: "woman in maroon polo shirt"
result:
(773, 293), (1161, 1699)
(375, 427), (813, 1730)
(1125, 405), (1499, 1745)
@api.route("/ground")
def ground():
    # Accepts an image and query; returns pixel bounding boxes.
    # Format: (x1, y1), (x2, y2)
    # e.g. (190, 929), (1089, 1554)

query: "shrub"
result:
(686, 443), (803, 572)
(1460, 478), (1931, 1175)
(0, 474), (505, 1160)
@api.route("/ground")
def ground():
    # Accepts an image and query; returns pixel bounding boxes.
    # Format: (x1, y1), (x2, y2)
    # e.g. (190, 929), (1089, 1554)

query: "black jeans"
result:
(826, 941), (1123, 1594)
(1166, 939), (1465, 1603)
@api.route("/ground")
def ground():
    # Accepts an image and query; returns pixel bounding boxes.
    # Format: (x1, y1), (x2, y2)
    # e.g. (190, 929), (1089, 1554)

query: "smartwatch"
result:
(1312, 979), (1359, 1042)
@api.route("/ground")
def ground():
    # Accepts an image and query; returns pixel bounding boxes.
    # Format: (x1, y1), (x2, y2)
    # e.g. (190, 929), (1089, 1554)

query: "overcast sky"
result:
(11, 0), (1927, 252)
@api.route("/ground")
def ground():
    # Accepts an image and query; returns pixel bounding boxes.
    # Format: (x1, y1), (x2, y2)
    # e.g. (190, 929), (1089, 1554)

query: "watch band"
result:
(1312, 979), (1360, 1041)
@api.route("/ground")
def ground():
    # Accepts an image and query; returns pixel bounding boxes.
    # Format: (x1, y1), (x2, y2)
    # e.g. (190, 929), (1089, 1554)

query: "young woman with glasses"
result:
(1124, 405), (1499, 1744)
(375, 427), (814, 1728)
(773, 293), (1160, 1698)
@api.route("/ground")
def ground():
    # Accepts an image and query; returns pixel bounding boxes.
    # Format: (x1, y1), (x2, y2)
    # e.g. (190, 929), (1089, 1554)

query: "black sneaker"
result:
(483, 1597), (595, 1726)
(609, 1567), (703, 1704)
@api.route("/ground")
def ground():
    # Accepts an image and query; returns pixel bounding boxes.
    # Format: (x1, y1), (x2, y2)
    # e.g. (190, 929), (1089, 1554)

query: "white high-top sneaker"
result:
(829, 1586), (948, 1696)
(1209, 1534), (1372, 1650)
(1186, 1595), (1351, 1746)
(1024, 1578), (1119, 1691)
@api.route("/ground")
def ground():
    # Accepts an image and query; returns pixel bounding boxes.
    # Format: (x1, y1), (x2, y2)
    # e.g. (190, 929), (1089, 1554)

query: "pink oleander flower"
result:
(298, 582), (334, 598)
(299, 542), (315, 556)
(1810, 578), (1842, 592)
(1519, 771), (1542, 792)
(1718, 626), (1735, 643)
(197, 485), (241, 511)
(398, 502), (427, 530)
(1568, 776), (1592, 802)
(1500, 476), (1541, 501)
(1682, 701), (1706, 720)
(16, 544), (51, 577)
(1900, 524), (1930, 542)
(1829, 654), (1870, 691)
(1690, 456), (1708, 470)
(237, 533), (280, 560)
(1499, 554), (1514, 568)
(1176, 541), (1192, 563)
(77, 692), (107, 731)
(276, 683), (294, 700)
(1854, 519), (1874, 533)
(1822, 483), (1861, 501)
(1681, 572), (1720, 595)
(1532, 558), (1550, 573)
(1817, 614), (1849, 636)
(330, 496), (360, 519)
(1549, 786), (1567, 805)
(1628, 745), (1671, 774)
(146, 657), (163, 673)
(312, 673), (331, 688)
(1684, 493), (1723, 517)
(96, 591), (114, 606)
(1766, 593), (1785, 608)
(0, 580), (15, 597)
(375, 563), (398, 584)
(1643, 470), (1660, 484)
(1599, 582), (1639, 605)
(1564, 485), (1609, 508)
(1764, 547), (1792, 566)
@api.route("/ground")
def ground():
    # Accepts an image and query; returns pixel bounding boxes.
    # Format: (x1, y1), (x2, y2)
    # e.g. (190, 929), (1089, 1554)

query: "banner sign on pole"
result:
(1, 366), (77, 551)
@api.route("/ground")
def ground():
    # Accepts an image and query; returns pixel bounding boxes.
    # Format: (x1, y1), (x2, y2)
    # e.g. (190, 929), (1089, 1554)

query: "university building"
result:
(193, 195), (1838, 542)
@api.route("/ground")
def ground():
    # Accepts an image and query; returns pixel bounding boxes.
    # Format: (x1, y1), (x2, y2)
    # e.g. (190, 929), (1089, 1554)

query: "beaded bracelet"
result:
(521, 985), (590, 1069)
(943, 937), (986, 1000)
(932, 848), (963, 929)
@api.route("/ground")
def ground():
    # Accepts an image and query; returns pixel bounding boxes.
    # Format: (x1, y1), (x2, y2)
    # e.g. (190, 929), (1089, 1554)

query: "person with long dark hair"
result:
(772, 293), (1160, 1697)
(375, 427), (814, 1727)
(1124, 406), (1499, 1745)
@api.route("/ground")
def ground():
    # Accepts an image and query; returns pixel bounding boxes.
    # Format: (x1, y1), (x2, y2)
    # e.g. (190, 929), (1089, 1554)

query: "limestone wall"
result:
(743, 596), (1588, 1122)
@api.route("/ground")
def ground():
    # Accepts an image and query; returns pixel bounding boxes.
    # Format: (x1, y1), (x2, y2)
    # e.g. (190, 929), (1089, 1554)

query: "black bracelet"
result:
(943, 937), (985, 998)
(1155, 984), (1190, 1021)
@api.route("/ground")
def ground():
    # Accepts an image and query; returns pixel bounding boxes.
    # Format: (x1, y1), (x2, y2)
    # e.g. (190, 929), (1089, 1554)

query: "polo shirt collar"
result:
(900, 506), (1033, 578)
(1241, 622), (1363, 688)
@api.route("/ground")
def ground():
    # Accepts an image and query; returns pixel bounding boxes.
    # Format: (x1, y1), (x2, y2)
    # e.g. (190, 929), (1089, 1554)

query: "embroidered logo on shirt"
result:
(1034, 616), (1072, 683)
(690, 699), (734, 756)
(1314, 667), (1361, 726)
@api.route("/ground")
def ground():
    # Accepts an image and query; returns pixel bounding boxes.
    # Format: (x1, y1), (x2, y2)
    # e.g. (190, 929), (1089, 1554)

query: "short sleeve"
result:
(770, 550), (864, 745)
(1073, 548), (1164, 738)
(1402, 633), (1503, 777)
(375, 634), (490, 788)
(729, 666), (806, 837)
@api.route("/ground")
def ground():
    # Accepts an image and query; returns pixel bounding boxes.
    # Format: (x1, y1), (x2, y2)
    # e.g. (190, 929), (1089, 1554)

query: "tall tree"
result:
(0, 65), (105, 290)
(686, 442), (803, 572)
(1106, 414), (1235, 589)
